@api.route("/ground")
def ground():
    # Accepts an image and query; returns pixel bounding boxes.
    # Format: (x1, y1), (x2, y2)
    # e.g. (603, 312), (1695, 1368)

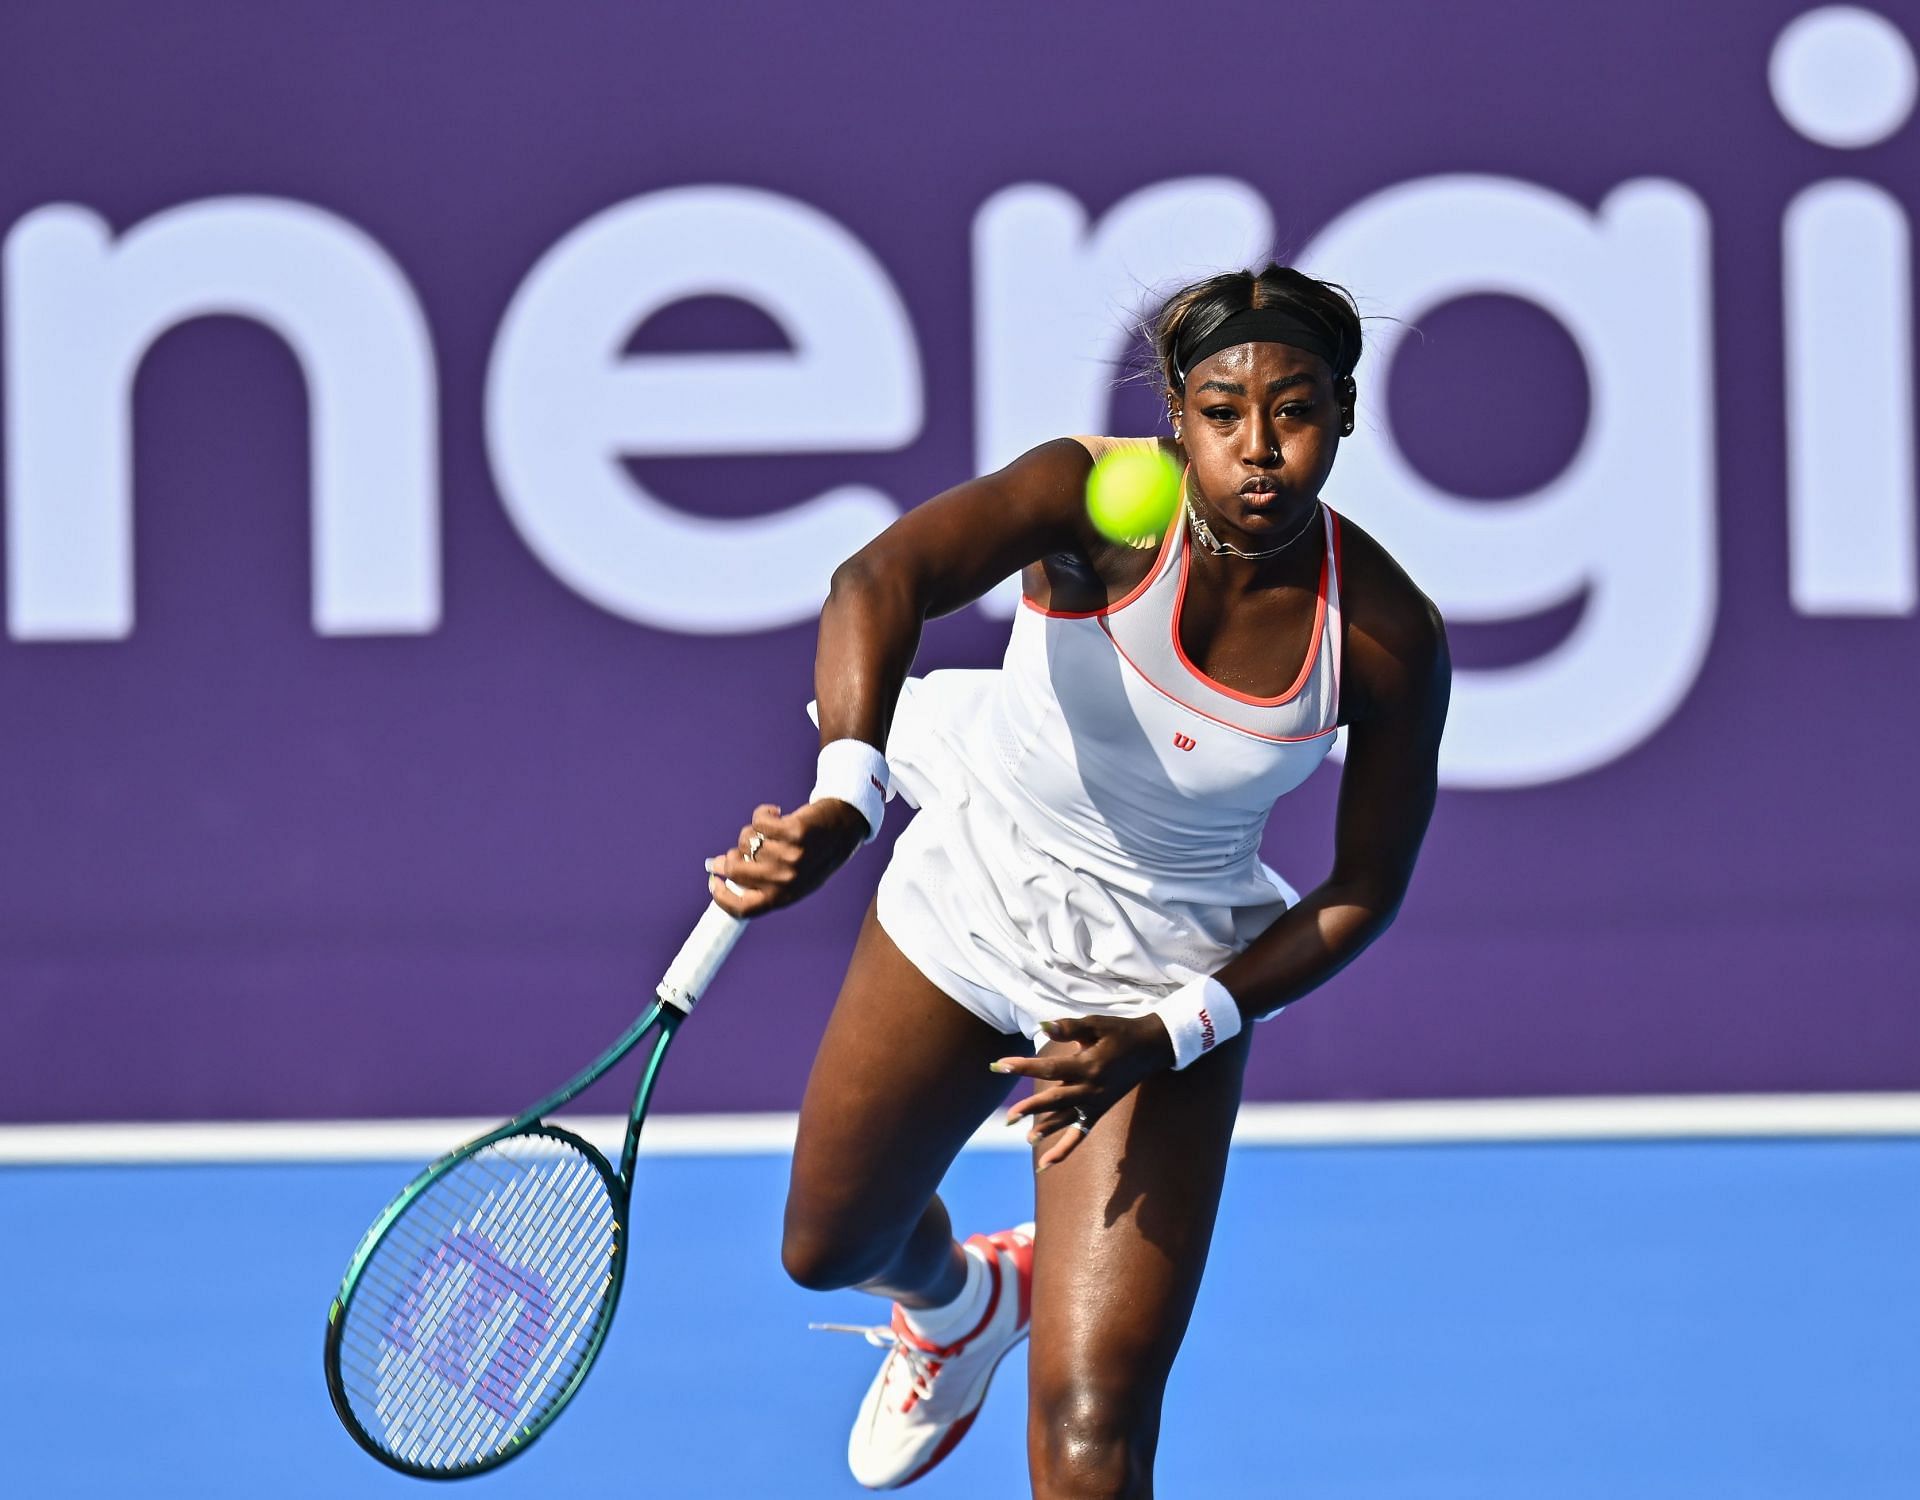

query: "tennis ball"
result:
(1085, 445), (1182, 548)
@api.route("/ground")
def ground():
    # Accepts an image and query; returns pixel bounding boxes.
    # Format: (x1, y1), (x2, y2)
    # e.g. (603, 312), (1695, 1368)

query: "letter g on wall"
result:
(1305, 176), (1717, 789)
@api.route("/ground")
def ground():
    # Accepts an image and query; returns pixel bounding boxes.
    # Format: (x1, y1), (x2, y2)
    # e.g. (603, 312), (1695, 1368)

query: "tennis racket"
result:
(323, 900), (746, 1478)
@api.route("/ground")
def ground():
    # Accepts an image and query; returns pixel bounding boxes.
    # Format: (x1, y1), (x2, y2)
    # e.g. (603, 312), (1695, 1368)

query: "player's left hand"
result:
(994, 1014), (1175, 1170)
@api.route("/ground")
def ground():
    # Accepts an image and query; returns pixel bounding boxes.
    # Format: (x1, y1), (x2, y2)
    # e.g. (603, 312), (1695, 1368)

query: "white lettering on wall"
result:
(1303, 176), (1718, 788)
(1783, 183), (1916, 614)
(4, 17), (1916, 793)
(1768, 5), (1916, 149)
(1773, 11), (1918, 616)
(3, 199), (438, 640)
(970, 177), (1272, 615)
(485, 186), (917, 634)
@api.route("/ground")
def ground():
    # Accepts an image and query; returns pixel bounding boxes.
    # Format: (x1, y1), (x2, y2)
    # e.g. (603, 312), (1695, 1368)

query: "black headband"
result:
(1173, 307), (1343, 385)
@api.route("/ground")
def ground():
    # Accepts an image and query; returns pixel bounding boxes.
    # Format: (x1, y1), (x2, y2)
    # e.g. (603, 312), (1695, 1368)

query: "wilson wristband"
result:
(811, 739), (889, 844)
(1154, 976), (1242, 1070)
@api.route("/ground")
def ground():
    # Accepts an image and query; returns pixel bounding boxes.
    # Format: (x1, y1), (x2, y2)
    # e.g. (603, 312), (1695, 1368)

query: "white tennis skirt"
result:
(872, 672), (1297, 1043)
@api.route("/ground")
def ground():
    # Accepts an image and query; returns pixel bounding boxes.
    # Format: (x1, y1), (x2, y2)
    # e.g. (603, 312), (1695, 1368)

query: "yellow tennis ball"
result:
(1085, 445), (1182, 548)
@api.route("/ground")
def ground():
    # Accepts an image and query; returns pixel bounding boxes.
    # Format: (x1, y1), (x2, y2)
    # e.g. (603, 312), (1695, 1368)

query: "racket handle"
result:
(657, 901), (748, 1014)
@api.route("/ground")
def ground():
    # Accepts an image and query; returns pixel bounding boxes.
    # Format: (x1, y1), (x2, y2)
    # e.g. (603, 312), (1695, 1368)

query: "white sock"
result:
(900, 1240), (991, 1347)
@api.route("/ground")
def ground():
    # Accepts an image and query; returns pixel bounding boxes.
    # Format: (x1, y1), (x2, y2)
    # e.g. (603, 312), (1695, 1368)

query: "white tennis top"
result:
(873, 437), (1346, 1032)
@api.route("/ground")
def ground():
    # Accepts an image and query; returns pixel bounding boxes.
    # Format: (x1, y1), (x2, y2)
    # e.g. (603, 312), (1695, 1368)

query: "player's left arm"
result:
(1002, 528), (1450, 1163)
(1210, 538), (1451, 1018)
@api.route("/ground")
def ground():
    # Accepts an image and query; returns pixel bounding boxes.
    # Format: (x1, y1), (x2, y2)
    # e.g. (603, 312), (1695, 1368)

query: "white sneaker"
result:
(815, 1222), (1035, 1490)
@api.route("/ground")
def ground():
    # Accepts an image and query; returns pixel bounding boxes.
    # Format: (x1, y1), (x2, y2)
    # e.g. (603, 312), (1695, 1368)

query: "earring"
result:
(1339, 411), (1355, 436)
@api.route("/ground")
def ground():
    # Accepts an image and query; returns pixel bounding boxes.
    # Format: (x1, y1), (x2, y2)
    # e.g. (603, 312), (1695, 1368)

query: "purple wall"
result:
(3, 1), (1917, 1122)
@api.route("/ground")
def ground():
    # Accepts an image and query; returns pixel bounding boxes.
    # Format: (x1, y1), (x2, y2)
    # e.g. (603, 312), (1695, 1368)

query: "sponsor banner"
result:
(2, 1), (1916, 1119)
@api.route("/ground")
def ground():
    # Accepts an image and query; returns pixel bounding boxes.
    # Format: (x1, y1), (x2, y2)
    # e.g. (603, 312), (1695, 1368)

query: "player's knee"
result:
(1028, 1379), (1155, 1499)
(780, 1222), (889, 1292)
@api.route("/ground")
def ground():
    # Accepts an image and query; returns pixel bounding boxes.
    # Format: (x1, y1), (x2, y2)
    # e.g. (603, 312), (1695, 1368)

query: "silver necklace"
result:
(1185, 495), (1321, 562)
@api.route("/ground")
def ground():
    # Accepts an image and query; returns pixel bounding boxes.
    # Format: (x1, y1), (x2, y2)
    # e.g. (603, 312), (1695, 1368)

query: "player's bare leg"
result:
(1025, 1031), (1252, 1500)
(782, 898), (1015, 1306)
(784, 901), (1040, 1488)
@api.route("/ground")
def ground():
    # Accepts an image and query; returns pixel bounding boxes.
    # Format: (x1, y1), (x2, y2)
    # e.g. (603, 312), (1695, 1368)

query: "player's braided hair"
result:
(1151, 264), (1363, 394)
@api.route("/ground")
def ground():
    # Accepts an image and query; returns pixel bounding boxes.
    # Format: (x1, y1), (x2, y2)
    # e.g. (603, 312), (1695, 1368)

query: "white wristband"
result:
(810, 739), (889, 844)
(1154, 976), (1242, 1070)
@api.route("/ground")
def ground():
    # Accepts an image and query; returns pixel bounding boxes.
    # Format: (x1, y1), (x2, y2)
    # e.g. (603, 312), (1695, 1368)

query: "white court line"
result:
(2, 1093), (1918, 1165)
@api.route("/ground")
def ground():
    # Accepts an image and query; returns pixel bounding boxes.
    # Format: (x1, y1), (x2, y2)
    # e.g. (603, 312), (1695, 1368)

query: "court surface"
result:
(3, 1135), (1914, 1498)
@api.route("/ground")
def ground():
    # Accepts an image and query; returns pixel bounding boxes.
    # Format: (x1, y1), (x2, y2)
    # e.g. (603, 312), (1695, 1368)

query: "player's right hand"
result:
(705, 799), (869, 917)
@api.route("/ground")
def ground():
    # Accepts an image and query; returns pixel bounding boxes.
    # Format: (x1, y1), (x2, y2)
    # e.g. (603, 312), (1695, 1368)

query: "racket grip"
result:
(657, 901), (748, 1014)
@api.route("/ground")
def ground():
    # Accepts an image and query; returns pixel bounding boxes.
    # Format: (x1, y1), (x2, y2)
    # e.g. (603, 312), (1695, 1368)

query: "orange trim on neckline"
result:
(1098, 616), (1342, 746)
(1169, 505), (1328, 707)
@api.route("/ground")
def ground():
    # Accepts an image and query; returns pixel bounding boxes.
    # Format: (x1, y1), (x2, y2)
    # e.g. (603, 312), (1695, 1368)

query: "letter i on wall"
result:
(1773, 5), (1919, 616)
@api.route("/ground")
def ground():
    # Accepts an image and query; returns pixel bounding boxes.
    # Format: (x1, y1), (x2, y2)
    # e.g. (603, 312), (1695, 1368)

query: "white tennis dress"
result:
(873, 437), (1346, 1041)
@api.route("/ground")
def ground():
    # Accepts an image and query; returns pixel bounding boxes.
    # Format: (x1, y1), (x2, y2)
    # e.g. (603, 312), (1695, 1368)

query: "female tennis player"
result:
(706, 264), (1449, 1497)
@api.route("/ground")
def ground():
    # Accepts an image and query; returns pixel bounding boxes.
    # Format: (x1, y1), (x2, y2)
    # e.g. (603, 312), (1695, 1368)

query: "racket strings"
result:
(344, 1149), (613, 1464)
(353, 1162), (610, 1443)
(334, 1134), (621, 1472)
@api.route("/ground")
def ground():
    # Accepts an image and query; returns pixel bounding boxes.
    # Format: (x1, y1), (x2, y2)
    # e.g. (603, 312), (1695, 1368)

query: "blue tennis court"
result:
(4, 1135), (1914, 1498)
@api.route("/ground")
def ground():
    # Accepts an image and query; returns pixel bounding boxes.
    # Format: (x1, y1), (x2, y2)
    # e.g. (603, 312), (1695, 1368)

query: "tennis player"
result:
(707, 264), (1449, 1497)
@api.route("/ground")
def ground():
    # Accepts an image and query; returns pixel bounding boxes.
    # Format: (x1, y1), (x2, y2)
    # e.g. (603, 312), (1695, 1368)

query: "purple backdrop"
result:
(3, 0), (1916, 1122)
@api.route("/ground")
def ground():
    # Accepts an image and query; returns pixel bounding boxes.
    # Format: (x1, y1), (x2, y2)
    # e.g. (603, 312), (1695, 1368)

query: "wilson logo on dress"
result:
(1172, 733), (1196, 752)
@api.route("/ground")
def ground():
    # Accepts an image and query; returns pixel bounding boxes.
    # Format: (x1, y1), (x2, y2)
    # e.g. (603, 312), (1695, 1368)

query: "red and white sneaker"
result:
(814, 1222), (1035, 1490)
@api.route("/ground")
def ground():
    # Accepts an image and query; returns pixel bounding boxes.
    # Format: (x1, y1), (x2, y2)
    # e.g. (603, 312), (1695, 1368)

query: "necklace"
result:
(1185, 495), (1322, 561)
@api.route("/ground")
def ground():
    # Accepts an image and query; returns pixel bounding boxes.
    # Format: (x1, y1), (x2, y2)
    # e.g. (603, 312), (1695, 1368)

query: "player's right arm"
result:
(707, 439), (1097, 916)
(814, 437), (1098, 748)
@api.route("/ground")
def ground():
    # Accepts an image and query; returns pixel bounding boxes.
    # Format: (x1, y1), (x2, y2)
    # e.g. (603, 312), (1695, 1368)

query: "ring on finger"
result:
(1071, 1106), (1092, 1134)
(745, 832), (766, 861)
